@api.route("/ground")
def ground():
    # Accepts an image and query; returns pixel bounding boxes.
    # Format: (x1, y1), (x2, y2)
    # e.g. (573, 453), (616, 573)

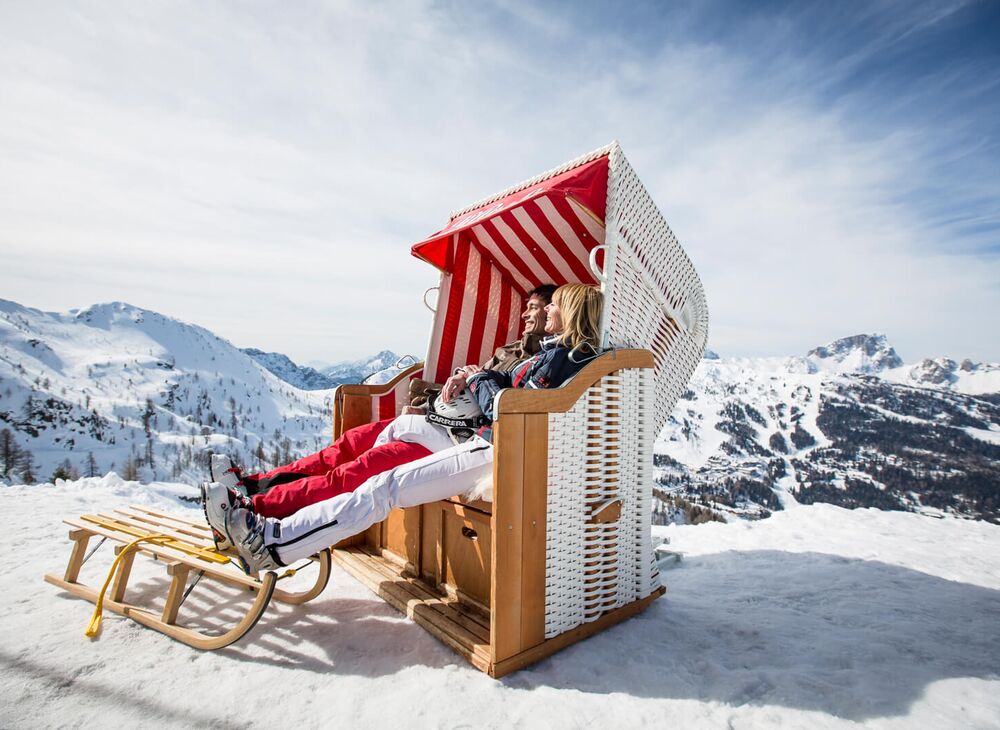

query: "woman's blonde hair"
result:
(552, 283), (603, 351)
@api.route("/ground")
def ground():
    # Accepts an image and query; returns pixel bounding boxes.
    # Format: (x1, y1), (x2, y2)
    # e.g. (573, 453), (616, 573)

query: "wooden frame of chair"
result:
(329, 348), (664, 677)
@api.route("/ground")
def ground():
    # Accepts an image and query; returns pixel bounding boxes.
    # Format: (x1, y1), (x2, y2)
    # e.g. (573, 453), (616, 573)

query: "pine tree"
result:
(19, 449), (36, 484)
(86, 452), (98, 478)
(142, 399), (154, 435)
(1, 429), (23, 479)
(122, 457), (139, 482)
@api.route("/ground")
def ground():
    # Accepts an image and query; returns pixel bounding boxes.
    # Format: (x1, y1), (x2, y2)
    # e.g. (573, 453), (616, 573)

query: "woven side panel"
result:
(603, 145), (708, 433)
(632, 367), (658, 597)
(545, 396), (588, 636)
(544, 367), (656, 638)
(580, 375), (620, 624)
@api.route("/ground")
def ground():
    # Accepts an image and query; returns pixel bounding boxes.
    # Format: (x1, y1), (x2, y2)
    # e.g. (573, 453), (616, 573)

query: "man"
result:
(205, 284), (558, 539)
(214, 284), (602, 574)
(409, 283), (557, 408)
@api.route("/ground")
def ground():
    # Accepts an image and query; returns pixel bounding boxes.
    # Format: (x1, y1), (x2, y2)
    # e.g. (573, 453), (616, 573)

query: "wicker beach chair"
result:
(331, 142), (709, 677)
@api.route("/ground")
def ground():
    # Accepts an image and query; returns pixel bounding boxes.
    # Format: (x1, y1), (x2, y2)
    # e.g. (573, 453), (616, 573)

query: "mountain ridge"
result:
(2, 299), (997, 526)
(655, 334), (1000, 525)
(0, 299), (333, 484)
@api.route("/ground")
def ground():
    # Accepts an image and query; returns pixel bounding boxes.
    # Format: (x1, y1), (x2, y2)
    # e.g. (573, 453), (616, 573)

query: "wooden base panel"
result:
(332, 545), (665, 678)
(332, 546), (492, 672)
(489, 585), (666, 678)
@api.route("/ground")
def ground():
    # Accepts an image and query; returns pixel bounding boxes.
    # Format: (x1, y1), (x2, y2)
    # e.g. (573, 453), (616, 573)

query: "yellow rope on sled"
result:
(85, 534), (176, 638)
(83, 525), (300, 637)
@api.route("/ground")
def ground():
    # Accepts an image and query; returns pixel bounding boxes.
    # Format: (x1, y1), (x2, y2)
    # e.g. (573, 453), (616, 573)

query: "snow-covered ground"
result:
(2, 478), (999, 729)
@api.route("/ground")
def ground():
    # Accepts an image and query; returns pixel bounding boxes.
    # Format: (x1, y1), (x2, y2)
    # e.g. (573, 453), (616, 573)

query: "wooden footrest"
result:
(332, 546), (493, 672)
(334, 544), (666, 677)
(45, 504), (331, 649)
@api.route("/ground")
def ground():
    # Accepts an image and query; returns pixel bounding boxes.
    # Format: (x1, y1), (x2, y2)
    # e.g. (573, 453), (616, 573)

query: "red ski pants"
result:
(245, 419), (431, 519)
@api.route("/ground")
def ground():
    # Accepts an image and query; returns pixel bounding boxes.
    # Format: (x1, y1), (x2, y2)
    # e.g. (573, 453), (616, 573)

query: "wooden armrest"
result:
(331, 361), (425, 440)
(494, 349), (654, 416)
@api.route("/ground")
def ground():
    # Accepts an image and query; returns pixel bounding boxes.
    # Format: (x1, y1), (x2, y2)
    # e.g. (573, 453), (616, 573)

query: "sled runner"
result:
(331, 142), (708, 676)
(45, 505), (331, 649)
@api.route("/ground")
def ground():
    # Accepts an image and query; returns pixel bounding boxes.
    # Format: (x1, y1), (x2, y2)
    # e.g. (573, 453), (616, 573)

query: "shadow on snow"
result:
(503, 550), (1000, 721)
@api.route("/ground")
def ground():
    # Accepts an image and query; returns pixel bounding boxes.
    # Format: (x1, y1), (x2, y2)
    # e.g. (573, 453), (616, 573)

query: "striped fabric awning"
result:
(412, 155), (610, 386)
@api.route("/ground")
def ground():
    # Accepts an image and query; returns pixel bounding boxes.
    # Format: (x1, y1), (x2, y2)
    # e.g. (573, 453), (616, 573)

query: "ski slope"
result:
(2, 477), (998, 729)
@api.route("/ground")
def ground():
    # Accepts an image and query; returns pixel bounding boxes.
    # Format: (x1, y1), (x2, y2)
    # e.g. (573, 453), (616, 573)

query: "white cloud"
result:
(0, 1), (997, 364)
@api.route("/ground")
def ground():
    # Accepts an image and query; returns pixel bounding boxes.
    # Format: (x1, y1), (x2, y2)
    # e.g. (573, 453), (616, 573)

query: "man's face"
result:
(521, 295), (547, 336)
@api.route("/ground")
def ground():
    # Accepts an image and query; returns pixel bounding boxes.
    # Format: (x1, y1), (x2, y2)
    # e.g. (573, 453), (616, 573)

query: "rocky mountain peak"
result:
(807, 333), (902, 373)
(910, 357), (958, 386)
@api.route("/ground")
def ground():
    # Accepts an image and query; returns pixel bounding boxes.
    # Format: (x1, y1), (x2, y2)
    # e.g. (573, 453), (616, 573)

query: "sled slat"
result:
(127, 505), (215, 535)
(115, 506), (213, 542)
(102, 510), (216, 550)
(78, 514), (227, 564)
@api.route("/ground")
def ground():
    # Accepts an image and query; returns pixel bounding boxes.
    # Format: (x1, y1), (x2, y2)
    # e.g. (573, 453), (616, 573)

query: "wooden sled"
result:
(44, 504), (331, 650)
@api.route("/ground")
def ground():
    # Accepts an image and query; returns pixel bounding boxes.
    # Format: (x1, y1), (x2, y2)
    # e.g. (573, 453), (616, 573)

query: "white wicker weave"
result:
(602, 143), (709, 433)
(544, 366), (656, 638)
(541, 143), (704, 637)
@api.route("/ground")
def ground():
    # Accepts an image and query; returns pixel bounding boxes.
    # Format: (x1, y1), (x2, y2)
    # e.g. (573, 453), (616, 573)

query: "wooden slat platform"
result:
(331, 544), (665, 677)
(332, 545), (492, 672)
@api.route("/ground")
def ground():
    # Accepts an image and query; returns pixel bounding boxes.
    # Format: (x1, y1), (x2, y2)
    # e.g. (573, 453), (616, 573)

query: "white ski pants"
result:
(263, 434), (494, 564)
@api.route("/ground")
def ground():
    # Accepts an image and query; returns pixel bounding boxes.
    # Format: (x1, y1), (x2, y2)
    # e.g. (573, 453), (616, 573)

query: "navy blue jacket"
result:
(467, 336), (601, 427)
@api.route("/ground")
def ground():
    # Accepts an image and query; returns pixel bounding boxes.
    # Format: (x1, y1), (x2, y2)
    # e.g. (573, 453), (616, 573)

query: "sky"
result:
(1, 0), (998, 365)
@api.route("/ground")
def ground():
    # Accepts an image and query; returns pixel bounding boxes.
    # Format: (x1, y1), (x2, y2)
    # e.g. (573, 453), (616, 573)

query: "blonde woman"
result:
(461, 283), (602, 422)
(215, 284), (604, 574)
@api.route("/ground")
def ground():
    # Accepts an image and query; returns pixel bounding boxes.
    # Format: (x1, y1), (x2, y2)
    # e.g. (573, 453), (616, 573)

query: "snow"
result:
(0, 298), (335, 483)
(966, 426), (1000, 446)
(656, 358), (833, 471)
(3, 479), (999, 728)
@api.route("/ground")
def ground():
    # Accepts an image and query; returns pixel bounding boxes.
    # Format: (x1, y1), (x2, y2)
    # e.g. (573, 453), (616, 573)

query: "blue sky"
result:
(1, 0), (997, 364)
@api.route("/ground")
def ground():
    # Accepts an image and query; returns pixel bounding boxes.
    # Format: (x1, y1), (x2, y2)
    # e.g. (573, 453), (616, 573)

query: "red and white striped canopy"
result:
(412, 155), (609, 385)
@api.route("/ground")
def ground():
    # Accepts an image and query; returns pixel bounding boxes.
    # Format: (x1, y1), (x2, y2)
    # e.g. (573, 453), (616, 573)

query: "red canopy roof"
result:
(412, 155), (610, 385)
(411, 155), (609, 278)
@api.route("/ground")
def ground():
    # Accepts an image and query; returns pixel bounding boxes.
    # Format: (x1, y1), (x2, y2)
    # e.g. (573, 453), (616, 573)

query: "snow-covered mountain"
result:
(0, 299), (335, 485)
(4, 300), (997, 527)
(320, 350), (407, 385)
(242, 348), (408, 390)
(806, 333), (903, 373)
(241, 348), (339, 390)
(656, 334), (1000, 525)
